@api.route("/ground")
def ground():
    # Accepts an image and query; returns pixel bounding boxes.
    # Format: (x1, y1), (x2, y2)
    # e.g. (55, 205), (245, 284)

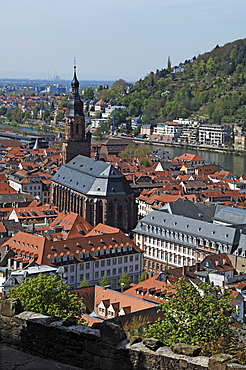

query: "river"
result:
(151, 144), (246, 176)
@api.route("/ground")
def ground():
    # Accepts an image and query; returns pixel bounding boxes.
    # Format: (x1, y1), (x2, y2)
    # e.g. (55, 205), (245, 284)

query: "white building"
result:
(198, 125), (227, 146)
(153, 122), (183, 141)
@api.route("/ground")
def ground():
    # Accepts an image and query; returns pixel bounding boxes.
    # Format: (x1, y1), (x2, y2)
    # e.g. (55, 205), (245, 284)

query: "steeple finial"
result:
(71, 59), (79, 89)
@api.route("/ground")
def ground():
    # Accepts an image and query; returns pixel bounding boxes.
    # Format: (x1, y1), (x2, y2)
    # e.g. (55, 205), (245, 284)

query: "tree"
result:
(119, 143), (151, 158)
(119, 272), (131, 290)
(79, 279), (89, 287)
(9, 274), (85, 321)
(138, 271), (148, 282)
(0, 106), (7, 116)
(140, 158), (151, 167)
(83, 88), (94, 101)
(59, 97), (68, 109)
(145, 277), (235, 346)
(99, 274), (110, 287)
(167, 56), (172, 73)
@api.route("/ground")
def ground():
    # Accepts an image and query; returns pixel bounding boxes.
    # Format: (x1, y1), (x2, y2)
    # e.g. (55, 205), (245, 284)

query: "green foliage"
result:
(9, 274), (85, 322)
(140, 158), (151, 167)
(145, 278), (235, 346)
(138, 271), (148, 282)
(167, 56), (172, 73)
(0, 106), (7, 116)
(201, 334), (246, 364)
(123, 315), (150, 339)
(79, 279), (89, 287)
(99, 274), (110, 287)
(111, 38), (246, 124)
(119, 143), (151, 158)
(119, 272), (131, 290)
(59, 97), (68, 108)
(94, 122), (110, 140)
(55, 111), (64, 122)
(49, 141), (62, 149)
(83, 88), (94, 100)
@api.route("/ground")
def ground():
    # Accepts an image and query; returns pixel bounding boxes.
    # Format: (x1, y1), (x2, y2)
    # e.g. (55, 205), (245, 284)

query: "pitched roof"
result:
(176, 153), (205, 162)
(52, 155), (133, 197)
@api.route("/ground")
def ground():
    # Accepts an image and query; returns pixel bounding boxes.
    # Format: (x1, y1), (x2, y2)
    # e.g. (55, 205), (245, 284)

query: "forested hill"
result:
(115, 38), (246, 126)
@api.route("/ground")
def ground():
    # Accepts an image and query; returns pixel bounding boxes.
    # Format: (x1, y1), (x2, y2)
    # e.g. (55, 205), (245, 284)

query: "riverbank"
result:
(0, 120), (62, 136)
(133, 138), (245, 156)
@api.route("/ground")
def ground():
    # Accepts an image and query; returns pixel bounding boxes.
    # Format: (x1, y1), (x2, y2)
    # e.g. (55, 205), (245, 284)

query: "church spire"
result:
(66, 63), (84, 118)
(62, 62), (91, 163)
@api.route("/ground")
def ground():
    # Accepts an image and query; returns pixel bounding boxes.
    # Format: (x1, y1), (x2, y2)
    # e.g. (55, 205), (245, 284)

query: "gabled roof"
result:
(176, 153), (205, 162)
(202, 253), (234, 273)
(48, 212), (92, 239)
(74, 285), (156, 319)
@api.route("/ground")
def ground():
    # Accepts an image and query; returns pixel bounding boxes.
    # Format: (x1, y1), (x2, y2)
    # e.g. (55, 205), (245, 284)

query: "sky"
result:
(0, 0), (245, 82)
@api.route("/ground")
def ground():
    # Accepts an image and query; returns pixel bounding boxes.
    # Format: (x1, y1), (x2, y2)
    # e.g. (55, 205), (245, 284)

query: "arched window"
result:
(108, 201), (114, 226)
(97, 200), (103, 224)
(89, 200), (94, 226)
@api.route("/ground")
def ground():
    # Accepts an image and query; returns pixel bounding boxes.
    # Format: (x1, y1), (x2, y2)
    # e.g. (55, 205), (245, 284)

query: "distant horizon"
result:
(1, 0), (245, 83)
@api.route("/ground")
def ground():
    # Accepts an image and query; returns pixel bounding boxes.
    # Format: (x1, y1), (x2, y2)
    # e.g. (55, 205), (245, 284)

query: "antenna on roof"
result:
(74, 57), (76, 69)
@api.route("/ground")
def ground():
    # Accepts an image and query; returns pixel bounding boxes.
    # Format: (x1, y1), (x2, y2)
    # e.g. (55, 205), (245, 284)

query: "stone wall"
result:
(0, 299), (244, 370)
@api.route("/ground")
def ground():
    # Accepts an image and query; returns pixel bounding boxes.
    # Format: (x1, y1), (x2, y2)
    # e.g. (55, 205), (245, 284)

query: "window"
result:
(124, 266), (128, 273)
(112, 268), (116, 275)
(70, 265), (74, 272)
(135, 264), (139, 271)
(108, 311), (114, 318)
(106, 269), (110, 276)
(124, 256), (128, 263)
(95, 271), (99, 279)
(101, 270), (105, 277)
(86, 262), (90, 269)
(80, 274), (84, 281)
(112, 258), (117, 265)
(129, 255), (133, 262)
(118, 267), (122, 274)
(99, 307), (105, 316)
(70, 276), (74, 283)
(118, 257), (122, 264)
(95, 261), (99, 268)
(107, 259), (111, 266)
(129, 265), (133, 272)
(80, 264), (84, 271)
(86, 273), (90, 280)
(101, 260), (105, 267)
(64, 266), (68, 272)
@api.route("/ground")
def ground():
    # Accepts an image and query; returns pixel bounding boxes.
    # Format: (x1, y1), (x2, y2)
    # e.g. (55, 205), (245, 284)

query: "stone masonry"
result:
(0, 299), (245, 370)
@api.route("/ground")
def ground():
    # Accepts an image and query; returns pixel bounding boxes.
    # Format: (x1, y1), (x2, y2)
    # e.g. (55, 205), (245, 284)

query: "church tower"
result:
(62, 65), (91, 163)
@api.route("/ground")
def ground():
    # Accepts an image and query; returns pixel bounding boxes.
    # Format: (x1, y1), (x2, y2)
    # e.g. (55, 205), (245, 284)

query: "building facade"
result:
(51, 155), (137, 233)
(133, 200), (246, 276)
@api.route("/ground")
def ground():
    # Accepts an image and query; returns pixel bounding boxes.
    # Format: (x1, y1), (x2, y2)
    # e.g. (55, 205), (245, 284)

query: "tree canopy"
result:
(145, 277), (235, 346)
(119, 143), (151, 158)
(9, 274), (85, 322)
(119, 272), (131, 290)
(99, 274), (110, 287)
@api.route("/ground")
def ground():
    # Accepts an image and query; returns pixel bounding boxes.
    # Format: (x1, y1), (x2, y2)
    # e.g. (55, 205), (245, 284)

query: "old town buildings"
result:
(0, 221), (143, 290)
(134, 199), (246, 275)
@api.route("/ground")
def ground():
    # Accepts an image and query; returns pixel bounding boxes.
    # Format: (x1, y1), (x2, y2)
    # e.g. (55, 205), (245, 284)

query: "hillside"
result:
(114, 38), (246, 127)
